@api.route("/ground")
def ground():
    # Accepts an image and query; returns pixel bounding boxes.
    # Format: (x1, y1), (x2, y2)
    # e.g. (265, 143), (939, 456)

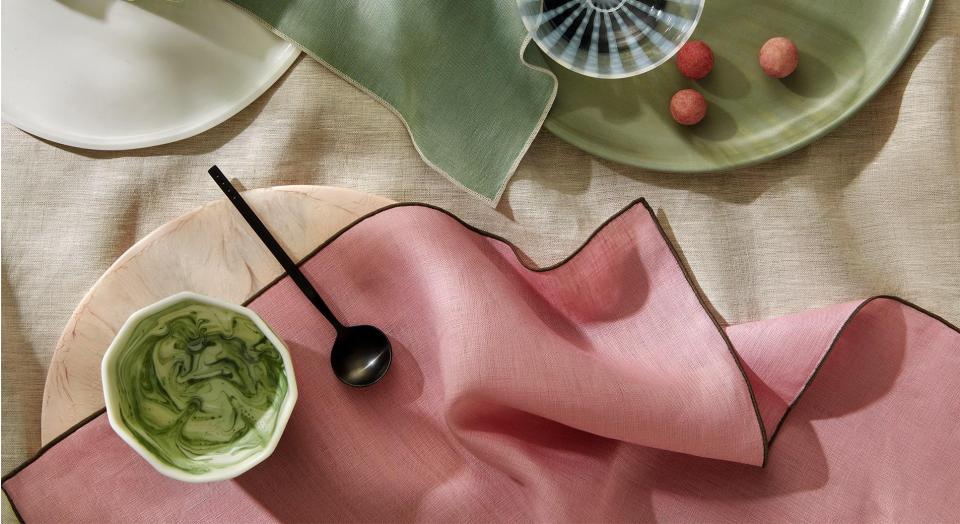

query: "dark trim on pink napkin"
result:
(768, 294), (959, 445)
(1, 408), (108, 484)
(4, 198), (958, 521)
(2, 408), (107, 523)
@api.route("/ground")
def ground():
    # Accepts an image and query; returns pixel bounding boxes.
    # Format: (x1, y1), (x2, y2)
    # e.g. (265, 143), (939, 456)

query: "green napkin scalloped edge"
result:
(227, 0), (557, 204)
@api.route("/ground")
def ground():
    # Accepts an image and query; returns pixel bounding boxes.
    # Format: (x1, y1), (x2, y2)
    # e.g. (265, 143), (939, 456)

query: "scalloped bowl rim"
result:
(101, 291), (298, 483)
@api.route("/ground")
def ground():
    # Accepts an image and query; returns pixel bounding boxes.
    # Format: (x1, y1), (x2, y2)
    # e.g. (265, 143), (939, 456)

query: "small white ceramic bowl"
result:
(101, 291), (297, 483)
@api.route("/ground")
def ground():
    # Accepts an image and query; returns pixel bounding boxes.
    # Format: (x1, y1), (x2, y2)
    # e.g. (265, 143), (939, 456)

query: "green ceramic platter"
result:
(542, 0), (933, 172)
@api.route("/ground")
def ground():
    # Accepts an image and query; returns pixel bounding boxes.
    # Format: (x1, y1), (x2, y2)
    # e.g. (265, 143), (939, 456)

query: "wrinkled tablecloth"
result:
(1, 1), (958, 522)
(5, 203), (958, 522)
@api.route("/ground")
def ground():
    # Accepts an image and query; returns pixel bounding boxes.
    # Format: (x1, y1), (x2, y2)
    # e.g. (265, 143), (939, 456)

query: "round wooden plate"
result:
(40, 186), (393, 444)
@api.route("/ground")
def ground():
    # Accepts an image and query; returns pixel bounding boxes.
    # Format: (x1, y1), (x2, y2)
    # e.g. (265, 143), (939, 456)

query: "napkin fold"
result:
(226, 0), (557, 204)
(4, 201), (959, 522)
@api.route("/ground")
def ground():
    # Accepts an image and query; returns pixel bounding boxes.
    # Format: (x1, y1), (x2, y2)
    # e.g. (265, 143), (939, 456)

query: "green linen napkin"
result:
(227, 0), (557, 204)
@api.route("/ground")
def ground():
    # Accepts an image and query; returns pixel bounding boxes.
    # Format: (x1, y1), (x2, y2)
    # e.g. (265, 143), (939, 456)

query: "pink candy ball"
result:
(759, 37), (799, 78)
(676, 40), (714, 80)
(670, 89), (707, 126)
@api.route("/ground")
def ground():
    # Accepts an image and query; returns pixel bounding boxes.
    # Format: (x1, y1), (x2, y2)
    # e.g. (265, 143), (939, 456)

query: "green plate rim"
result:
(543, 0), (934, 173)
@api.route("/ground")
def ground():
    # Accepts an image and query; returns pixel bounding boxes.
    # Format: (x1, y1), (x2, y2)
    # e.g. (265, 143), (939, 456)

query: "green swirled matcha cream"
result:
(102, 292), (297, 482)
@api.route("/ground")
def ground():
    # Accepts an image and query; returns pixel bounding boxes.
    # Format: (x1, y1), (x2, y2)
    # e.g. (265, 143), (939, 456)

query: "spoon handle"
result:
(208, 166), (345, 332)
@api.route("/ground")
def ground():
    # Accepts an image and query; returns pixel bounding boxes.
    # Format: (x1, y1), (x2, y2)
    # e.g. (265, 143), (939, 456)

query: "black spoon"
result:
(208, 166), (392, 387)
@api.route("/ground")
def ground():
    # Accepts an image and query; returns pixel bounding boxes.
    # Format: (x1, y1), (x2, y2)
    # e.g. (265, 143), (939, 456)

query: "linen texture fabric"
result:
(226, 0), (557, 203)
(4, 202), (958, 522)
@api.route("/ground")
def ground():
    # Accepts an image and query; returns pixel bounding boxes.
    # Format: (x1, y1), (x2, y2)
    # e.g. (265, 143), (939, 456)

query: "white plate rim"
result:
(1, 42), (299, 151)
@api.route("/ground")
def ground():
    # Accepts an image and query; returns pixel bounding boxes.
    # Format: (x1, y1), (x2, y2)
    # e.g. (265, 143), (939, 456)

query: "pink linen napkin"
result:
(4, 201), (959, 522)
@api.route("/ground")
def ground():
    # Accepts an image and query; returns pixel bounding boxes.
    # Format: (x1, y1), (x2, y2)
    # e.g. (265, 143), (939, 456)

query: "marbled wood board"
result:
(40, 186), (393, 444)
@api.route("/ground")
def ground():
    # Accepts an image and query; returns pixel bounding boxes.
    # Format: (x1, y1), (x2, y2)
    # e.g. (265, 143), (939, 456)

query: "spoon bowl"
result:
(331, 325), (392, 387)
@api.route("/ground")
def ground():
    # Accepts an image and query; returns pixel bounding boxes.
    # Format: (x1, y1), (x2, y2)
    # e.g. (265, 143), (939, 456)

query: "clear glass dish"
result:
(518, 0), (705, 79)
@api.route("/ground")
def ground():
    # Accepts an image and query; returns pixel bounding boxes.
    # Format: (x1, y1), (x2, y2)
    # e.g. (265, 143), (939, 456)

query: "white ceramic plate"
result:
(1, 0), (299, 150)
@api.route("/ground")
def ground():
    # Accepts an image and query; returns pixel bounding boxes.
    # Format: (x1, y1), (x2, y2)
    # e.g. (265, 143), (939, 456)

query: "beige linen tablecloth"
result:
(2, 3), (957, 521)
